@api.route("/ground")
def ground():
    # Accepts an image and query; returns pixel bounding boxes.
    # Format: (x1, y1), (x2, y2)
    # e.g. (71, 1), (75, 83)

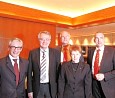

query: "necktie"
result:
(13, 59), (19, 86)
(40, 51), (47, 82)
(94, 49), (100, 77)
(63, 45), (71, 62)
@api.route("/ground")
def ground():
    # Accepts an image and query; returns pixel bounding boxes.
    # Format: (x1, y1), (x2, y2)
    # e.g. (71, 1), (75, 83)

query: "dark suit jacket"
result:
(27, 48), (60, 98)
(58, 61), (92, 98)
(87, 46), (115, 98)
(0, 56), (29, 98)
(55, 45), (84, 62)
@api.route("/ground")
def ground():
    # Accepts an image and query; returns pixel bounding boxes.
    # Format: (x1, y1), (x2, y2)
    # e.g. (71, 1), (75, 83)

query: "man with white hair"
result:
(56, 31), (84, 63)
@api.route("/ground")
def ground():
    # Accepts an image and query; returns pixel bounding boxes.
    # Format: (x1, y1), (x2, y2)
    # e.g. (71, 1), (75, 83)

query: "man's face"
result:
(9, 40), (23, 58)
(61, 31), (70, 46)
(94, 33), (105, 48)
(39, 33), (51, 49)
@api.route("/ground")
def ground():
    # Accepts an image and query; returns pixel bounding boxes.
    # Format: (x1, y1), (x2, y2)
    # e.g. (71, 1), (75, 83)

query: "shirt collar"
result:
(96, 45), (104, 51)
(40, 47), (49, 52)
(9, 54), (19, 60)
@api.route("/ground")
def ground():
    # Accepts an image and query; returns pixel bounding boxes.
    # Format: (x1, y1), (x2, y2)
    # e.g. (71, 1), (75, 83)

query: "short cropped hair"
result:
(9, 38), (23, 47)
(70, 45), (82, 54)
(38, 31), (51, 39)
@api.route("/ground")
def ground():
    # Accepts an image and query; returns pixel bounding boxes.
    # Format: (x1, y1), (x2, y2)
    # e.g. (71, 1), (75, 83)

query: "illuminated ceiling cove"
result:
(1, 0), (115, 17)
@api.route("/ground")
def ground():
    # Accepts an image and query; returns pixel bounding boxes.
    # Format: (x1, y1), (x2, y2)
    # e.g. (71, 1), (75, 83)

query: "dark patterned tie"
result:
(13, 59), (19, 86)
(94, 49), (100, 78)
(40, 51), (47, 81)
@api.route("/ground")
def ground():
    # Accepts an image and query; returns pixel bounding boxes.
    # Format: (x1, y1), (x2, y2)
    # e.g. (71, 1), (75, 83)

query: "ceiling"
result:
(1, 0), (115, 18)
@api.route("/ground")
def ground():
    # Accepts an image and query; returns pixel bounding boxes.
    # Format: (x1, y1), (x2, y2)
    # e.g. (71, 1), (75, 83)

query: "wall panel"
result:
(0, 16), (56, 58)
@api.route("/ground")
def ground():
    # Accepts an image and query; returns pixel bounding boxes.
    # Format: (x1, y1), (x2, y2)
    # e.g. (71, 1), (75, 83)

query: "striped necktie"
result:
(40, 51), (47, 82)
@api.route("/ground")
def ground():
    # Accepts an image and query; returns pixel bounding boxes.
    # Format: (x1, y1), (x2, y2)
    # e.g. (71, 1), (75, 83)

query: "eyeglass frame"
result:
(9, 46), (23, 50)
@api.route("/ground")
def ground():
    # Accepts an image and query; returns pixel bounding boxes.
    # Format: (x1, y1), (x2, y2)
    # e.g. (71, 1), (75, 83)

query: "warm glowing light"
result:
(104, 37), (111, 45)
(75, 39), (80, 45)
(69, 39), (73, 45)
(1, 0), (115, 17)
(83, 38), (88, 45)
(90, 37), (95, 45)
(55, 39), (58, 46)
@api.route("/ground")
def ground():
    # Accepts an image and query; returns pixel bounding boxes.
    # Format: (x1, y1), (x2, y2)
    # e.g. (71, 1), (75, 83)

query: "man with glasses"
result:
(0, 38), (29, 98)
(27, 31), (60, 98)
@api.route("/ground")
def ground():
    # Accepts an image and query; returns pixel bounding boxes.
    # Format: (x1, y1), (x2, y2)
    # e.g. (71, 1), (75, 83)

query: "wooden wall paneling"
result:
(0, 16), (56, 58)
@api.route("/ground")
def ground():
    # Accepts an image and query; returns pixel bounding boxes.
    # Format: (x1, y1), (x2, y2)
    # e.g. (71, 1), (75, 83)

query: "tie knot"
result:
(13, 59), (17, 63)
(97, 49), (100, 52)
(42, 51), (46, 58)
(63, 45), (69, 50)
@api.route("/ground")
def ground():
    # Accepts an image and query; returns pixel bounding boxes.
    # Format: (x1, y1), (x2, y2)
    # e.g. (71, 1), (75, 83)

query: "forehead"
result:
(61, 31), (70, 36)
(71, 50), (80, 54)
(40, 33), (50, 38)
(95, 33), (104, 38)
(10, 40), (22, 46)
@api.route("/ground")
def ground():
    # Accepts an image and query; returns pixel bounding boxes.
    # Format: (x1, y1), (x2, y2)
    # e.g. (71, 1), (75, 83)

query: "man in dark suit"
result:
(0, 38), (29, 98)
(56, 31), (84, 63)
(27, 31), (60, 98)
(87, 32), (115, 98)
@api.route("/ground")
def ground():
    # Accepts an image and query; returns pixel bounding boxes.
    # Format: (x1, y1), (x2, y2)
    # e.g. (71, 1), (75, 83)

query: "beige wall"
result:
(56, 23), (115, 46)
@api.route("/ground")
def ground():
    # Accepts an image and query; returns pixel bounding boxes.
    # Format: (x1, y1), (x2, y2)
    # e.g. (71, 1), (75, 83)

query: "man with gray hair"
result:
(0, 38), (29, 98)
(27, 31), (60, 98)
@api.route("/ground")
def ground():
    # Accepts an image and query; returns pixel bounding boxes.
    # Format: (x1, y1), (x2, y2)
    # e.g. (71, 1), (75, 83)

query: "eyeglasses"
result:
(10, 46), (22, 50)
(39, 38), (51, 42)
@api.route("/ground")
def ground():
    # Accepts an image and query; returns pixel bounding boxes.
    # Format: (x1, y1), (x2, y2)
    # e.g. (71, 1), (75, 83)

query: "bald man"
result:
(56, 31), (84, 63)
(87, 32), (115, 98)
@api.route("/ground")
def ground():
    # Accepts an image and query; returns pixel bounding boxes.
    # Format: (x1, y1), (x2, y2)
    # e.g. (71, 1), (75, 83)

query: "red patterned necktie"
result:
(63, 46), (68, 62)
(13, 59), (19, 86)
(63, 45), (71, 62)
(94, 49), (100, 77)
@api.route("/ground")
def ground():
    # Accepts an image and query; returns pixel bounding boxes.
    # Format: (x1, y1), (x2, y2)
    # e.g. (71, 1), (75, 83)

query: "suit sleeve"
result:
(80, 54), (84, 62)
(58, 64), (66, 98)
(27, 51), (33, 93)
(85, 64), (92, 98)
(104, 48), (115, 81)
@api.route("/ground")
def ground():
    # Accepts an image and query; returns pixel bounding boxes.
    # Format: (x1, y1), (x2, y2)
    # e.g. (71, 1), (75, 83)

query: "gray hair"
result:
(9, 38), (23, 47)
(38, 31), (51, 39)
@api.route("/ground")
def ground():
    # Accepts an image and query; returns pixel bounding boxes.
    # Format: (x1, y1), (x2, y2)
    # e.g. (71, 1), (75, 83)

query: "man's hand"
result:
(28, 92), (33, 98)
(95, 73), (104, 81)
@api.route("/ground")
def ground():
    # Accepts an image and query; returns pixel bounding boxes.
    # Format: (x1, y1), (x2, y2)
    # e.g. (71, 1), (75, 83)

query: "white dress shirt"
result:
(92, 46), (104, 74)
(9, 54), (20, 70)
(40, 48), (49, 83)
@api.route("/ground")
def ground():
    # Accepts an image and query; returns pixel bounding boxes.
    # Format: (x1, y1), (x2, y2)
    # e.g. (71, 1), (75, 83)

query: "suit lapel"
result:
(37, 48), (40, 68)
(49, 48), (52, 73)
(19, 58), (25, 83)
(68, 61), (73, 74)
(100, 47), (108, 71)
(90, 48), (95, 66)
(6, 56), (15, 75)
